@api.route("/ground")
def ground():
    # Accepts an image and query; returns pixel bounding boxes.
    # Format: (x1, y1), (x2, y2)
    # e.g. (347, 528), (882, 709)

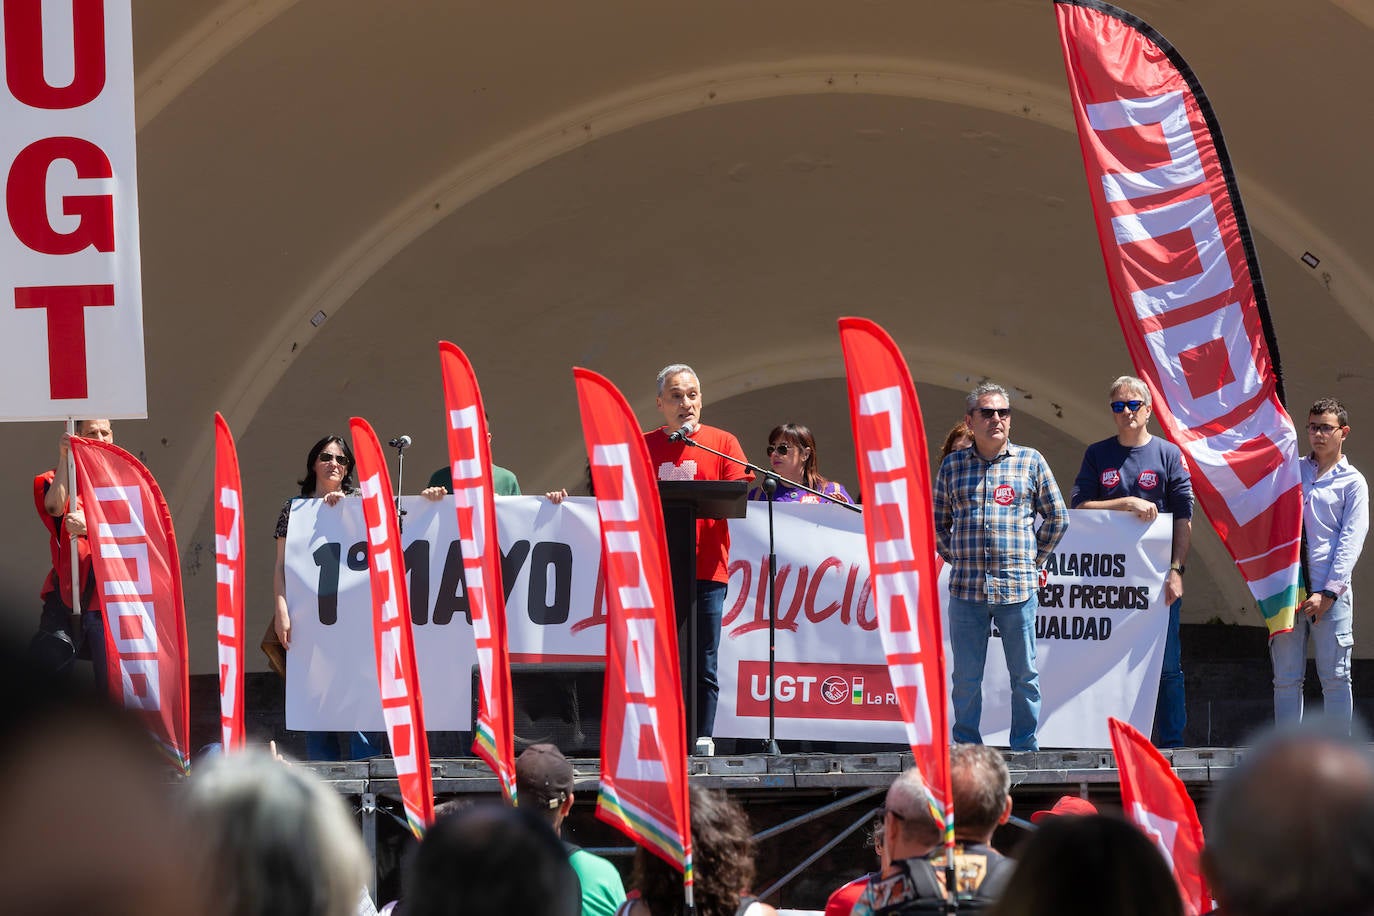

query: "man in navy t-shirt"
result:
(1071, 375), (1193, 748)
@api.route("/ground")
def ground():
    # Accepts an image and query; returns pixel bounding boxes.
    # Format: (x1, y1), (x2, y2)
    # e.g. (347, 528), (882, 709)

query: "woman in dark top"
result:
(271, 435), (380, 761)
(748, 423), (851, 504)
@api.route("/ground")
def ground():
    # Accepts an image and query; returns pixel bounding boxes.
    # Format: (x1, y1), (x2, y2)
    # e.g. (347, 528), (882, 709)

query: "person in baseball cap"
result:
(516, 744), (576, 811)
(514, 744), (626, 916)
(1030, 795), (1098, 823)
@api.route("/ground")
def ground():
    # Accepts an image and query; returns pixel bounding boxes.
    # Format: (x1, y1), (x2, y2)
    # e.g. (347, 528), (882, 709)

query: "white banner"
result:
(285, 499), (1169, 748)
(0, 1), (146, 420)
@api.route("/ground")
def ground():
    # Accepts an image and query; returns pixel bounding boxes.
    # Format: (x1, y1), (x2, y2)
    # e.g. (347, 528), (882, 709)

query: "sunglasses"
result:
(977, 407), (1012, 420)
(1110, 400), (1146, 413)
(766, 444), (796, 456)
(317, 453), (349, 465)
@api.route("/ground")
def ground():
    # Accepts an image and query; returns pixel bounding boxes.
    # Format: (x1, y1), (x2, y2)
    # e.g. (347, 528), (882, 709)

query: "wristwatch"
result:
(1319, 588), (1339, 601)
(1168, 563), (1185, 575)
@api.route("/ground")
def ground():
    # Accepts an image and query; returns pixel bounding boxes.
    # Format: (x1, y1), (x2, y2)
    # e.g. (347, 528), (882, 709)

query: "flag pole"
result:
(66, 418), (82, 619)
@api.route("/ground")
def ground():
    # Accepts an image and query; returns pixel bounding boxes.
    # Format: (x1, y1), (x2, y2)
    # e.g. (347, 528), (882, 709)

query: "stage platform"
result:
(310, 746), (1243, 909)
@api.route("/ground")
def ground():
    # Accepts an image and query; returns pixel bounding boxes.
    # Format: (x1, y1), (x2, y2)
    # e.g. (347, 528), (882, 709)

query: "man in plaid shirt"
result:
(934, 382), (1069, 751)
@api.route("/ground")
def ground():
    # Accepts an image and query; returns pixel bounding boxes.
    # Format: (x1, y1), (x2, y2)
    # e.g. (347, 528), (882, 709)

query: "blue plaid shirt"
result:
(934, 443), (1069, 603)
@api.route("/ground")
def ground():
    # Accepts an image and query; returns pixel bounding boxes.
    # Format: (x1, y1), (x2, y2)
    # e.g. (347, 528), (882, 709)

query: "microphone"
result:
(668, 422), (697, 443)
(388, 435), (412, 449)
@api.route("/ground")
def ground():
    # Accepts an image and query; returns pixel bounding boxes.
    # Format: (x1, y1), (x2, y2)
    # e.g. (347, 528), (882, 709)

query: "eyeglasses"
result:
(1308, 423), (1343, 435)
(977, 407), (1012, 420)
(317, 453), (349, 465)
(766, 444), (794, 456)
(1110, 400), (1147, 413)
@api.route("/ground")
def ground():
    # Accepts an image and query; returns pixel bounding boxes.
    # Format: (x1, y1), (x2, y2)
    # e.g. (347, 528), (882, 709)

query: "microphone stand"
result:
(673, 428), (860, 756)
(762, 475), (781, 756)
(391, 439), (409, 535)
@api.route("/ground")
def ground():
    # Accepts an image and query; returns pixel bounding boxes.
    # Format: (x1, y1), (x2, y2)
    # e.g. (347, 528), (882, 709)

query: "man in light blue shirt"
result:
(1272, 398), (1369, 731)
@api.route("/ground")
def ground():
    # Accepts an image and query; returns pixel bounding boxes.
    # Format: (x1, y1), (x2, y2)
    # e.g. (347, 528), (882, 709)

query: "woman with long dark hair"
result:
(617, 787), (778, 916)
(271, 435), (380, 761)
(748, 423), (851, 504)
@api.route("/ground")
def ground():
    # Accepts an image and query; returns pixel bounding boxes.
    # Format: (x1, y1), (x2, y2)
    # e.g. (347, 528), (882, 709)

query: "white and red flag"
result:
(1109, 717), (1210, 915)
(350, 417), (434, 837)
(574, 368), (693, 893)
(70, 437), (190, 771)
(838, 317), (952, 842)
(213, 412), (246, 752)
(438, 341), (518, 802)
(1056, 0), (1302, 636)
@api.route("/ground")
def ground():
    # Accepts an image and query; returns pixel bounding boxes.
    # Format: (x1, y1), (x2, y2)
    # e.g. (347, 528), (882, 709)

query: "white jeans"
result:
(1271, 591), (1354, 729)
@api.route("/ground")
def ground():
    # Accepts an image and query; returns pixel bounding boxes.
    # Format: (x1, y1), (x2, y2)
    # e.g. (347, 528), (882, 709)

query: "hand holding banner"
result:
(838, 317), (952, 840)
(70, 437), (190, 771)
(439, 342), (517, 802)
(350, 417), (434, 837)
(573, 368), (693, 893)
(214, 413), (246, 752)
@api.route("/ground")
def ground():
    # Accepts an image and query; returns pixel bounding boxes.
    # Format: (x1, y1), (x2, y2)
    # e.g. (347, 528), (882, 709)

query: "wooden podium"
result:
(658, 480), (749, 746)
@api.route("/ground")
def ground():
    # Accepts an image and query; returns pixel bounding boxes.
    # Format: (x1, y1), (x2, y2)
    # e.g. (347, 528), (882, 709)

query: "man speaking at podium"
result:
(644, 364), (752, 741)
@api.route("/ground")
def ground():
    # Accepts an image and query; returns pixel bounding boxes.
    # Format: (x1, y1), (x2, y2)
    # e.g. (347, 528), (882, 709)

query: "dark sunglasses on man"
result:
(1110, 400), (1146, 413)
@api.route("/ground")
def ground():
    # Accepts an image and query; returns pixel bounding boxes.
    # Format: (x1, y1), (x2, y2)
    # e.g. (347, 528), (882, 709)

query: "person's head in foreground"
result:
(1204, 717), (1374, 916)
(986, 814), (1182, 916)
(406, 800), (579, 916)
(185, 748), (370, 916)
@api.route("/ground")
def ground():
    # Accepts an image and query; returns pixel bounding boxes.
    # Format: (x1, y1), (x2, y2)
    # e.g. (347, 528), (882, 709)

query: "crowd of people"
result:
(8, 643), (1373, 916)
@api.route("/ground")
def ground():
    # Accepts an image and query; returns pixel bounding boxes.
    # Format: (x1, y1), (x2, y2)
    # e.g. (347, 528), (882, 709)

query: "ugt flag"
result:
(1056, 0), (1302, 636)
(438, 341), (517, 803)
(574, 368), (693, 889)
(838, 317), (952, 841)
(351, 417), (434, 837)
(214, 412), (246, 752)
(1109, 717), (1210, 914)
(70, 437), (190, 772)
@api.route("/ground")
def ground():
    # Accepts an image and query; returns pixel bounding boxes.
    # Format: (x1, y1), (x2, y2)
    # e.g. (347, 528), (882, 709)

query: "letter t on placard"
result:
(15, 283), (114, 399)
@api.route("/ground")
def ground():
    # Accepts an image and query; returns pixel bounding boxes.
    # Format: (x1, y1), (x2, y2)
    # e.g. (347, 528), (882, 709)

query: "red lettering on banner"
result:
(4, 0), (107, 109)
(7, 137), (115, 254)
(804, 556), (842, 622)
(14, 283), (114, 398)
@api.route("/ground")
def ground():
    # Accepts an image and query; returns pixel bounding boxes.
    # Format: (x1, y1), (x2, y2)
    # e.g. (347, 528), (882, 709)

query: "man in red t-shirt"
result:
(32, 419), (114, 686)
(643, 364), (751, 739)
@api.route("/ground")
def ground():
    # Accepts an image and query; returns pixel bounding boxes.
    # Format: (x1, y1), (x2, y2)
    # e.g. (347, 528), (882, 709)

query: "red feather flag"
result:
(213, 412), (247, 752)
(838, 317), (953, 842)
(70, 438), (191, 772)
(1109, 717), (1210, 915)
(574, 368), (694, 893)
(350, 417), (435, 837)
(438, 341), (518, 802)
(1056, 0), (1302, 636)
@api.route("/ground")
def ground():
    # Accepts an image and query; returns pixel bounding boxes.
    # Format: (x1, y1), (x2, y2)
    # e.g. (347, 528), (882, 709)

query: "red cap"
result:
(1030, 795), (1098, 823)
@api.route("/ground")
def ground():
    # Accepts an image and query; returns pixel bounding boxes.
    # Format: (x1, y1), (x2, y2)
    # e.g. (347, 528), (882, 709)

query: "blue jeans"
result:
(692, 580), (726, 739)
(1153, 598), (1186, 748)
(1271, 591), (1354, 730)
(949, 594), (1041, 751)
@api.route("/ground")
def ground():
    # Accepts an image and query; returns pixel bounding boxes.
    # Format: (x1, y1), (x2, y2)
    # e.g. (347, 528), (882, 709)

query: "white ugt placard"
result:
(0, 1), (147, 420)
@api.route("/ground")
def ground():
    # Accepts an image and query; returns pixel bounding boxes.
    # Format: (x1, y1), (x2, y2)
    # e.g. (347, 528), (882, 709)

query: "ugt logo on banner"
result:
(1, 1), (147, 421)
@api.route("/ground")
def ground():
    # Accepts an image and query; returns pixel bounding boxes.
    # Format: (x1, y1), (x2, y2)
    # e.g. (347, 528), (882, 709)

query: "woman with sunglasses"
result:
(749, 423), (852, 504)
(271, 435), (381, 760)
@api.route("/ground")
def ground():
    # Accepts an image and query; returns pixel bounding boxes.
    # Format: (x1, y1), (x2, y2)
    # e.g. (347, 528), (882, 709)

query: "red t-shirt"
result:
(34, 469), (97, 609)
(825, 873), (874, 916)
(643, 425), (752, 583)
